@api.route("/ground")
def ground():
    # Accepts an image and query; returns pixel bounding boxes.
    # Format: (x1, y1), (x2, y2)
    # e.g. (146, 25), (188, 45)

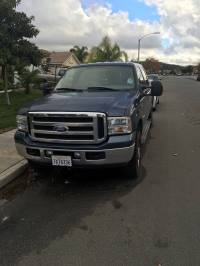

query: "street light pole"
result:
(137, 32), (160, 63)
(137, 39), (141, 63)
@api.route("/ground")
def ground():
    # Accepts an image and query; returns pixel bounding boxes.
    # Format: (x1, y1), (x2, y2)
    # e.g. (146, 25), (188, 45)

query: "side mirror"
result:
(58, 70), (67, 77)
(151, 81), (163, 96)
(59, 72), (64, 77)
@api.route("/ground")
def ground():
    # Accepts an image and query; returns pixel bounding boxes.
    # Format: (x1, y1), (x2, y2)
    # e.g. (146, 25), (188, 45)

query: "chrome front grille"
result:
(28, 112), (107, 144)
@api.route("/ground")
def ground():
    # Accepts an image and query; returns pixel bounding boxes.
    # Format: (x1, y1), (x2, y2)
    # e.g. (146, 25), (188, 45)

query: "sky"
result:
(18, 0), (200, 65)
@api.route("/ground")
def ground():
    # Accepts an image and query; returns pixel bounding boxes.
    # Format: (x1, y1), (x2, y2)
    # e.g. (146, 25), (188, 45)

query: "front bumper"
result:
(15, 143), (135, 167)
(15, 130), (136, 168)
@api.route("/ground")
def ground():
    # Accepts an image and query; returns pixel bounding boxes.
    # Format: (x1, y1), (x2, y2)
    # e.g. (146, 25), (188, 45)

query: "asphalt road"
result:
(1, 76), (200, 266)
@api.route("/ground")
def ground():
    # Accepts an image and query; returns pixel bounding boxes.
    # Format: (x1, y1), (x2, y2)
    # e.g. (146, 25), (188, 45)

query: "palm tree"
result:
(19, 69), (39, 94)
(70, 46), (89, 63)
(88, 36), (128, 63)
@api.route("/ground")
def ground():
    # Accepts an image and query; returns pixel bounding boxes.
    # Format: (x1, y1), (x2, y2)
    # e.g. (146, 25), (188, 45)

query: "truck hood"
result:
(19, 91), (137, 116)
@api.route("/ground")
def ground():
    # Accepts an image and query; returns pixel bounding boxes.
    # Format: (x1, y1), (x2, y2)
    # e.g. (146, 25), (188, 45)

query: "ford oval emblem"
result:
(53, 125), (69, 132)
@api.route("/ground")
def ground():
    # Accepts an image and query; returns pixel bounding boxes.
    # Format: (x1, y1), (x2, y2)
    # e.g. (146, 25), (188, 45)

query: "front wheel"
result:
(124, 130), (142, 179)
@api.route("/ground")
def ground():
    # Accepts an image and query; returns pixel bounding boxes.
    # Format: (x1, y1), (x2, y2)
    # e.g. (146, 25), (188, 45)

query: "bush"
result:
(0, 89), (42, 132)
(19, 69), (40, 94)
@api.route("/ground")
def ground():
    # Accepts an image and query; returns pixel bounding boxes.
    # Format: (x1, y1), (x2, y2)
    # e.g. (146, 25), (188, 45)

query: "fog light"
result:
(74, 152), (81, 159)
(27, 148), (40, 157)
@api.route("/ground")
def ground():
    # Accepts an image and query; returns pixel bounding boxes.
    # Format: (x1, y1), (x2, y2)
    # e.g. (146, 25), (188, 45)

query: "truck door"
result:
(139, 65), (152, 117)
(135, 65), (150, 124)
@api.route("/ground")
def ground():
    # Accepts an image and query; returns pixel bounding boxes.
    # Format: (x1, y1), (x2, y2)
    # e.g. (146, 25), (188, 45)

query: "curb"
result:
(0, 160), (28, 190)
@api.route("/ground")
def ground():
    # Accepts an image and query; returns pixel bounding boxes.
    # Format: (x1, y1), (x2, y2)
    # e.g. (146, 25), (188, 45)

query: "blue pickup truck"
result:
(15, 62), (163, 178)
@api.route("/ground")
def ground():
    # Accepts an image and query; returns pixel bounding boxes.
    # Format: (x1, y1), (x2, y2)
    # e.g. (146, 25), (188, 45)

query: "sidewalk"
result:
(0, 130), (27, 189)
(0, 88), (25, 94)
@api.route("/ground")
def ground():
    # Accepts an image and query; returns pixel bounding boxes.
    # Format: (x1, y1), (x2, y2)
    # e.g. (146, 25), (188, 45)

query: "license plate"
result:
(52, 156), (72, 167)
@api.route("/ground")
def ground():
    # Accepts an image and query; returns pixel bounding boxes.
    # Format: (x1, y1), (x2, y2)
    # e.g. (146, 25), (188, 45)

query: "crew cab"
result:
(15, 62), (163, 178)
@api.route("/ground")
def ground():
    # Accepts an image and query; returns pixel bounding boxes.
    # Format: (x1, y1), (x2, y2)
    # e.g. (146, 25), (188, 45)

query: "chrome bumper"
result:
(15, 143), (135, 167)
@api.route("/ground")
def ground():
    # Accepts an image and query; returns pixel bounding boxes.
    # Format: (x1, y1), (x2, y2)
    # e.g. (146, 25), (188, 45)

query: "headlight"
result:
(16, 115), (28, 132)
(108, 117), (132, 135)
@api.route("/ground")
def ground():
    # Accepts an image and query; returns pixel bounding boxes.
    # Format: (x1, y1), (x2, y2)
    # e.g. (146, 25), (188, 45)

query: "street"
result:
(1, 76), (200, 266)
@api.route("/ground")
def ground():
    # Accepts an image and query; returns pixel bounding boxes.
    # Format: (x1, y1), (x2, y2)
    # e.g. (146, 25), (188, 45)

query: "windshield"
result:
(55, 65), (136, 91)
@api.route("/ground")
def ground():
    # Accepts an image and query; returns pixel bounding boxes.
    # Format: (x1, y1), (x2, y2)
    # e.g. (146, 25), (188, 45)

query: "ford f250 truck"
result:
(15, 62), (163, 178)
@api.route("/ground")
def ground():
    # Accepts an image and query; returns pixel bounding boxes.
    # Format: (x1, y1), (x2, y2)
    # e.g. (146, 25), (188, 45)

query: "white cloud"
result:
(18, 1), (161, 56)
(18, 0), (200, 65)
(142, 0), (200, 64)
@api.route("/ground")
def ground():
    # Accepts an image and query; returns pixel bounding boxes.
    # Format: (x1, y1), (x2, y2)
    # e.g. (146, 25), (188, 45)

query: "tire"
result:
(124, 129), (142, 179)
(152, 97), (157, 111)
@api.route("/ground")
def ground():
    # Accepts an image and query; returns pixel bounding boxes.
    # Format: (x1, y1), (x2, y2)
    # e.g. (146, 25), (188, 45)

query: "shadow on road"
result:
(0, 162), (146, 265)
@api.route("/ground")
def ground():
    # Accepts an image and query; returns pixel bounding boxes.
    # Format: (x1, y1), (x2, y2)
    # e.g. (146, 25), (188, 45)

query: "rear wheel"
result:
(152, 97), (157, 111)
(124, 129), (142, 179)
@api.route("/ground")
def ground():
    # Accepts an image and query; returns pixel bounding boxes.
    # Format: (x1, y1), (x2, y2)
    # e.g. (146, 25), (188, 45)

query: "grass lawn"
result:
(0, 89), (42, 133)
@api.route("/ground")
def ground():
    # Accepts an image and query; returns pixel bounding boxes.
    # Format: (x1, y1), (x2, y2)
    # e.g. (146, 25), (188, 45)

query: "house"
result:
(41, 51), (80, 74)
(48, 51), (80, 69)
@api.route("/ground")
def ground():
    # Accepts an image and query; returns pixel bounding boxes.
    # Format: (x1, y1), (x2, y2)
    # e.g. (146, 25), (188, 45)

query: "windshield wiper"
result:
(55, 86), (120, 93)
(55, 88), (83, 92)
(86, 86), (118, 91)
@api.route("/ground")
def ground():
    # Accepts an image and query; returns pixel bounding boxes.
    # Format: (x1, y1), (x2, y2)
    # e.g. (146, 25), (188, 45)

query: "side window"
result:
(139, 65), (148, 82)
(136, 65), (145, 84)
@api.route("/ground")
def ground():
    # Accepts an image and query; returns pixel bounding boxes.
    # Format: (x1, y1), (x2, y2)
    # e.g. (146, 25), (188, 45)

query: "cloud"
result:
(142, 0), (200, 64)
(18, 0), (200, 65)
(18, 1), (161, 57)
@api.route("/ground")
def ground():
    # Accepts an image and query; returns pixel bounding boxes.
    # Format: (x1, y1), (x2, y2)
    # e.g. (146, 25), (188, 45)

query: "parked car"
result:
(197, 74), (200, 81)
(148, 74), (162, 111)
(15, 62), (163, 179)
(38, 68), (68, 93)
(38, 67), (68, 83)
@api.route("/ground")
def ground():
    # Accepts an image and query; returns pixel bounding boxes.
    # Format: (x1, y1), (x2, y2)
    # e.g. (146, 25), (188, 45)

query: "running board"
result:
(141, 120), (151, 144)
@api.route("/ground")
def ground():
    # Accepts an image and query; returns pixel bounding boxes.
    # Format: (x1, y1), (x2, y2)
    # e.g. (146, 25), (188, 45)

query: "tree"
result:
(88, 36), (128, 63)
(70, 46), (88, 63)
(40, 49), (51, 72)
(19, 69), (39, 94)
(0, 0), (41, 104)
(182, 65), (193, 75)
(197, 63), (200, 73)
(143, 58), (160, 74)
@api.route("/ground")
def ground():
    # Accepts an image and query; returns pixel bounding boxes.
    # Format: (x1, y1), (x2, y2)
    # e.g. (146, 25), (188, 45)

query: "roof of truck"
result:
(70, 62), (140, 68)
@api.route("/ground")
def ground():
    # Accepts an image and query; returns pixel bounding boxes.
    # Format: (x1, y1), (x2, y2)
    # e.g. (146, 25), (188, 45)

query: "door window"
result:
(136, 65), (145, 84)
(139, 65), (148, 82)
